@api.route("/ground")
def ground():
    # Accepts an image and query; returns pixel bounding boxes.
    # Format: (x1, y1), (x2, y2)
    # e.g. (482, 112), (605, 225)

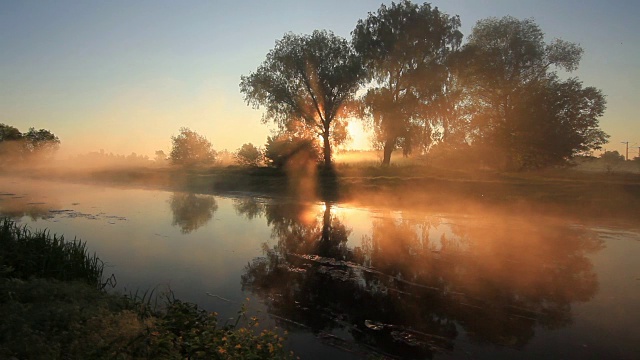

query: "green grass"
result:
(0, 218), (106, 289)
(0, 218), (295, 359)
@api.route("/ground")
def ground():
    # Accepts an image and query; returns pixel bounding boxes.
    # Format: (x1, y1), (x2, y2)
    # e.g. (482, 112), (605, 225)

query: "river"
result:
(1, 176), (639, 359)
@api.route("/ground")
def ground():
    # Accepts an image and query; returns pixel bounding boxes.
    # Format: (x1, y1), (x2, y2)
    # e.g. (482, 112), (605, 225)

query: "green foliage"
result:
(0, 123), (22, 141)
(0, 218), (106, 290)
(143, 296), (294, 359)
(240, 30), (364, 167)
(459, 16), (608, 170)
(0, 220), (293, 359)
(264, 134), (320, 168)
(0, 123), (60, 163)
(170, 127), (217, 167)
(0, 278), (294, 360)
(352, 0), (463, 165)
(22, 127), (61, 154)
(235, 143), (263, 167)
(0, 278), (149, 360)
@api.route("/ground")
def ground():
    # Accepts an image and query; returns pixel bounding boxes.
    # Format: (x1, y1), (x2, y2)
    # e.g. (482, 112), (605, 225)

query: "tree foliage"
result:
(0, 124), (23, 142)
(22, 128), (60, 155)
(600, 150), (625, 163)
(458, 16), (608, 169)
(240, 30), (364, 168)
(169, 127), (216, 166)
(154, 150), (167, 163)
(352, 0), (463, 165)
(263, 134), (320, 169)
(234, 143), (262, 167)
(0, 124), (60, 163)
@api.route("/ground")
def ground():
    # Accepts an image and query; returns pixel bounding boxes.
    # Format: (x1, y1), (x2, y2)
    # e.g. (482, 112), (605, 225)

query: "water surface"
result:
(1, 176), (638, 359)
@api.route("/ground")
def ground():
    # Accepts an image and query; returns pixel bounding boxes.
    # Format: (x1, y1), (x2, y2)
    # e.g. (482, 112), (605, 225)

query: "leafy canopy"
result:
(240, 30), (364, 167)
(458, 16), (607, 169)
(352, 0), (463, 165)
(169, 127), (216, 166)
(234, 143), (263, 167)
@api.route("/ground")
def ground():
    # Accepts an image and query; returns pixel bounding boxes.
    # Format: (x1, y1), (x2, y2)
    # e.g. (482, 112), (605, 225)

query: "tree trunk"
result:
(323, 128), (332, 169)
(382, 138), (395, 166)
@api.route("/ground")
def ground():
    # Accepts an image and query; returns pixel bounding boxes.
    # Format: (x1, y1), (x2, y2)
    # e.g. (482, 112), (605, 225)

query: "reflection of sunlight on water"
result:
(2, 176), (640, 359)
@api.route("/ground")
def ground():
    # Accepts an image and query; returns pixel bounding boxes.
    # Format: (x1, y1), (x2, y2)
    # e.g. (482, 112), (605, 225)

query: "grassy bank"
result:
(0, 218), (294, 359)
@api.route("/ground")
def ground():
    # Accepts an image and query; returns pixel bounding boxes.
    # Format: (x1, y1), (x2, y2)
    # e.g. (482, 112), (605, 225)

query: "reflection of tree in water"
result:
(232, 197), (265, 220)
(239, 203), (603, 358)
(168, 192), (218, 234)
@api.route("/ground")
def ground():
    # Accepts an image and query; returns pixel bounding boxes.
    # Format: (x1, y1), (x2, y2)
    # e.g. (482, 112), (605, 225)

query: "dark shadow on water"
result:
(235, 199), (603, 358)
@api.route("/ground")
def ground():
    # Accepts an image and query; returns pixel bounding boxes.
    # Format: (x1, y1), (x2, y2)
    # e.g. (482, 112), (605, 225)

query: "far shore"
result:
(3, 159), (640, 224)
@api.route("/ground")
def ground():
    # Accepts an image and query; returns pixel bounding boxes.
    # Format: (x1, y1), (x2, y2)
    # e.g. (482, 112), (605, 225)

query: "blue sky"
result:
(1, 0), (638, 158)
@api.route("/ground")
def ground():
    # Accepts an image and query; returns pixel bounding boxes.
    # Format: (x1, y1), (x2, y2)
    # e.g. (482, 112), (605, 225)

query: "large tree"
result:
(459, 16), (607, 169)
(240, 30), (364, 169)
(352, 0), (463, 165)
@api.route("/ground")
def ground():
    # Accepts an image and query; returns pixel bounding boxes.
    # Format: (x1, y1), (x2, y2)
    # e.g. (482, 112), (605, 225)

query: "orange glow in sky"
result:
(1, 0), (637, 159)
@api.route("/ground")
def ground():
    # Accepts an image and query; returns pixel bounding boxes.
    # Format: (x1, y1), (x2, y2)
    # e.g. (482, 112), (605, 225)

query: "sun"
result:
(346, 121), (370, 150)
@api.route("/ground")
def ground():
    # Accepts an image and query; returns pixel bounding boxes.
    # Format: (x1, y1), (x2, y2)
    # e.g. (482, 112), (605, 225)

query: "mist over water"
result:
(1, 176), (638, 359)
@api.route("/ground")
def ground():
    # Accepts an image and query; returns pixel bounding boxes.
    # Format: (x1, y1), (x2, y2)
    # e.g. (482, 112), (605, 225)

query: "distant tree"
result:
(22, 128), (60, 156)
(154, 150), (168, 163)
(235, 143), (262, 167)
(0, 124), (24, 160)
(0, 124), (60, 162)
(600, 151), (625, 163)
(459, 16), (608, 169)
(240, 30), (364, 169)
(169, 127), (216, 166)
(352, 1), (463, 165)
(0, 123), (22, 141)
(600, 150), (625, 173)
(263, 134), (320, 169)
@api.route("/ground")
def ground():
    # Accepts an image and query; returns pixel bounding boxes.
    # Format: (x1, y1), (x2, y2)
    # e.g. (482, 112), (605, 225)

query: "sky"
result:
(1, 0), (639, 159)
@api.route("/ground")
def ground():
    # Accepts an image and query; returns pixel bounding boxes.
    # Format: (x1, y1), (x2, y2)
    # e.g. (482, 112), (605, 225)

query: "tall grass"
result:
(0, 217), (294, 359)
(0, 217), (106, 289)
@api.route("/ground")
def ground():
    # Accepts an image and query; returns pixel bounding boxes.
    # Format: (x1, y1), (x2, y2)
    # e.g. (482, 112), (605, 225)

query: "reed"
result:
(0, 218), (106, 289)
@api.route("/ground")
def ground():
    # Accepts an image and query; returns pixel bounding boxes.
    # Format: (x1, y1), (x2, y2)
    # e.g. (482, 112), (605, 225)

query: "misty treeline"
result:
(0, 123), (60, 165)
(240, 1), (608, 170)
(166, 127), (322, 169)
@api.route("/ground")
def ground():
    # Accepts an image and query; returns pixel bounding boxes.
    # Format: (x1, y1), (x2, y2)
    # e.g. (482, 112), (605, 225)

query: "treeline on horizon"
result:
(1, 1), (617, 172)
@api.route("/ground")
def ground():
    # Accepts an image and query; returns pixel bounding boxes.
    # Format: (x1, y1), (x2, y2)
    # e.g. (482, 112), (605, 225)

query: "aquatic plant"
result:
(0, 218), (106, 289)
(0, 218), (294, 359)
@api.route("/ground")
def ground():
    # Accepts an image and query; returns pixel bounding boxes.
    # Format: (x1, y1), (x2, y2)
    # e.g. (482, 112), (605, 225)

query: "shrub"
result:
(235, 143), (263, 167)
(170, 127), (217, 166)
(264, 135), (320, 168)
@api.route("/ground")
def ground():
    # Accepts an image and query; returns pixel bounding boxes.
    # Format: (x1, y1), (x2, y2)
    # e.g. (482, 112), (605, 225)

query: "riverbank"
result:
(0, 218), (293, 359)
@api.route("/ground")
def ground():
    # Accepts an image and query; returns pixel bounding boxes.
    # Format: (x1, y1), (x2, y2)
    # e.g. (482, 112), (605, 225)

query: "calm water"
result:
(1, 176), (639, 359)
